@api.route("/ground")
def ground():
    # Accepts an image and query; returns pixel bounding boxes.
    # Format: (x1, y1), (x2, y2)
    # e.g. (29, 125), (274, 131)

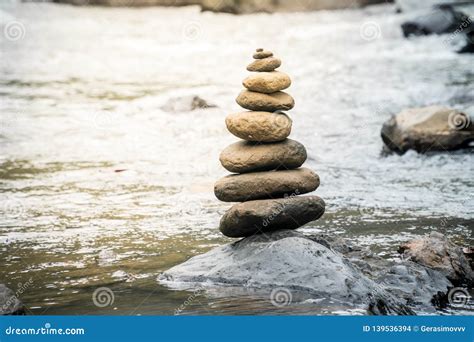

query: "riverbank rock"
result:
(219, 139), (306, 173)
(243, 71), (291, 94)
(219, 197), (325, 237)
(161, 95), (216, 112)
(236, 90), (295, 112)
(214, 168), (319, 202)
(0, 285), (25, 315)
(225, 111), (292, 142)
(159, 230), (413, 315)
(247, 57), (282, 72)
(381, 106), (473, 154)
(399, 232), (474, 287)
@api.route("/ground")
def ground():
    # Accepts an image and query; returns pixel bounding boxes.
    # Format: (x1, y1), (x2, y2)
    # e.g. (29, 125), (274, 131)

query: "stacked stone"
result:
(215, 49), (325, 238)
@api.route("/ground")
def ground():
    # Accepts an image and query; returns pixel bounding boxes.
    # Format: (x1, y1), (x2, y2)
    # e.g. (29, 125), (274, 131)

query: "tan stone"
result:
(214, 168), (319, 202)
(219, 138), (306, 173)
(247, 57), (281, 72)
(243, 71), (291, 94)
(236, 90), (294, 111)
(225, 111), (292, 142)
(253, 49), (273, 59)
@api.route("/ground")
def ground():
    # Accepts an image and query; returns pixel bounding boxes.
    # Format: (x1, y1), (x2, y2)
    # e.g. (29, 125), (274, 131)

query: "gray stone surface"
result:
(0, 284), (25, 315)
(219, 196), (325, 237)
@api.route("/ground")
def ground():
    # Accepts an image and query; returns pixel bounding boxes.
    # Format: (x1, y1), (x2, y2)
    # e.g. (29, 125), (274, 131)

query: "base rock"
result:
(159, 230), (414, 315)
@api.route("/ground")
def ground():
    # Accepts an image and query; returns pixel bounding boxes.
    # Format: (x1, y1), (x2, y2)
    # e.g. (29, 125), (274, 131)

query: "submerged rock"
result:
(159, 230), (413, 315)
(381, 105), (473, 154)
(399, 232), (474, 287)
(161, 95), (216, 112)
(0, 284), (25, 315)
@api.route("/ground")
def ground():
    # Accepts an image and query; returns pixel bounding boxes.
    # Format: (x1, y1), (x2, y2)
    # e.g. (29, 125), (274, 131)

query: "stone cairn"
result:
(214, 49), (325, 238)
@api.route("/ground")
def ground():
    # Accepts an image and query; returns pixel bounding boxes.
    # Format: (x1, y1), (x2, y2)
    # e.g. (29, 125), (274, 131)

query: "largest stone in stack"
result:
(215, 49), (325, 238)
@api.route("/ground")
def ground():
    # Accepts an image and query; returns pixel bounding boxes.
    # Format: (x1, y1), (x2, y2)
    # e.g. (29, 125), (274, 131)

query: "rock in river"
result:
(247, 57), (281, 72)
(158, 230), (413, 315)
(219, 196), (325, 237)
(219, 139), (306, 173)
(381, 106), (473, 154)
(236, 90), (295, 112)
(0, 284), (25, 315)
(399, 232), (474, 287)
(243, 71), (291, 94)
(225, 111), (292, 142)
(214, 168), (319, 202)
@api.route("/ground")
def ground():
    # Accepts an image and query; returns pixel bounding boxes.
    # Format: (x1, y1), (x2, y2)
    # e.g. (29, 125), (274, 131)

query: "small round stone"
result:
(236, 90), (294, 112)
(219, 196), (326, 237)
(243, 71), (291, 94)
(225, 111), (292, 142)
(247, 57), (282, 72)
(253, 50), (273, 59)
(219, 138), (306, 173)
(214, 168), (320, 202)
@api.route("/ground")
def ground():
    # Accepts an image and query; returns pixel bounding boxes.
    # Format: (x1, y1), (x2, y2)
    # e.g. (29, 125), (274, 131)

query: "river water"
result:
(0, 1), (472, 315)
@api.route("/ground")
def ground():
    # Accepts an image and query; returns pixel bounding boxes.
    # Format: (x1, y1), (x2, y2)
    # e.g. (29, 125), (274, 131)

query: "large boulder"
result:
(0, 284), (25, 315)
(381, 106), (473, 154)
(399, 232), (474, 287)
(159, 230), (413, 315)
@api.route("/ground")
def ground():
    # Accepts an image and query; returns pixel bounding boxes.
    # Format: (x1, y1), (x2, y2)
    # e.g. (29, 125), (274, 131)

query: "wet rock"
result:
(219, 139), (306, 173)
(381, 106), (473, 154)
(219, 196), (325, 237)
(247, 57), (282, 72)
(243, 71), (291, 94)
(0, 284), (25, 315)
(214, 168), (319, 202)
(161, 95), (216, 112)
(159, 230), (413, 315)
(399, 232), (474, 286)
(401, 5), (470, 37)
(225, 111), (292, 142)
(236, 90), (295, 112)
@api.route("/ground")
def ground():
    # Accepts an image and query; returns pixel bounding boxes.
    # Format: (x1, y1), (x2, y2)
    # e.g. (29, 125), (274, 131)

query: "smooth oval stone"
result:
(243, 71), (291, 94)
(247, 57), (281, 72)
(225, 111), (292, 142)
(220, 196), (325, 237)
(214, 168), (319, 202)
(220, 139), (306, 173)
(253, 50), (273, 59)
(236, 90), (295, 111)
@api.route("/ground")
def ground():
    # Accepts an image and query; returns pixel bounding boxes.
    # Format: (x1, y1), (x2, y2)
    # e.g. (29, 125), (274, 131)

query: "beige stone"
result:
(236, 90), (294, 111)
(247, 57), (281, 72)
(243, 71), (291, 94)
(219, 138), (306, 173)
(225, 111), (292, 142)
(214, 168), (319, 202)
(253, 50), (273, 59)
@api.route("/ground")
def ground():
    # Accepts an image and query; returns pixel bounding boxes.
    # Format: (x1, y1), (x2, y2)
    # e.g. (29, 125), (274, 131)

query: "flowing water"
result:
(0, 1), (472, 315)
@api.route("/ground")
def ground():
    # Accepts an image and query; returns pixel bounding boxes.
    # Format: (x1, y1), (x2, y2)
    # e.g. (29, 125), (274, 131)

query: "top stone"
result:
(253, 49), (273, 59)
